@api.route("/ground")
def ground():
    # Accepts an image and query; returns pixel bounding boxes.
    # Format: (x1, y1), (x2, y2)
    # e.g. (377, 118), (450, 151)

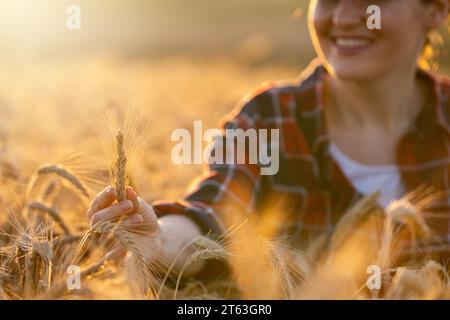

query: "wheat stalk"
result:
(114, 130), (127, 202)
(386, 198), (431, 239)
(28, 201), (71, 235)
(14, 233), (53, 298)
(76, 220), (159, 299)
(29, 164), (89, 199)
(53, 234), (83, 247)
(41, 255), (110, 299)
(171, 236), (229, 299)
(329, 192), (384, 251)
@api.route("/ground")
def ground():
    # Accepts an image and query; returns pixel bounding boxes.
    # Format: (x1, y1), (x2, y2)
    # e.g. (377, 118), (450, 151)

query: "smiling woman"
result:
(81, 0), (450, 288)
(1, 0), (450, 301)
(61, 0), (450, 292)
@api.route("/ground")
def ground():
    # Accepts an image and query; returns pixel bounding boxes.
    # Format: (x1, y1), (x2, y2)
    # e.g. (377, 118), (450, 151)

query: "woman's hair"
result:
(419, 0), (450, 70)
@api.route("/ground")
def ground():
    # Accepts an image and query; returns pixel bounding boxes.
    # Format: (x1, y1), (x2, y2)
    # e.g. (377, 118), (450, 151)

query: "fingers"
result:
(87, 187), (117, 219)
(89, 186), (153, 230)
(125, 186), (140, 213)
(90, 199), (134, 226)
(119, 214), (144, 226)
(126, 186), (155, 218)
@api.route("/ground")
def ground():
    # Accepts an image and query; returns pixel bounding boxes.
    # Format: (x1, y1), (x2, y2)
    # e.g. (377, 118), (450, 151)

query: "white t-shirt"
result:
(329, 142), (406, 208)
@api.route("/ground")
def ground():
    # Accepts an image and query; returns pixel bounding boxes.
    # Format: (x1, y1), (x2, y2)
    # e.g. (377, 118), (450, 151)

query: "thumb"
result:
(125, 186), (140, 212)
(125, 186), (156, 217)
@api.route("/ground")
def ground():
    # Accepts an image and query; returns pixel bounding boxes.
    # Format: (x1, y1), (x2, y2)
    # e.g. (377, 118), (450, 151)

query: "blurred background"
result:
(0, 0), (312, 63)
(0, 0), (448, 202)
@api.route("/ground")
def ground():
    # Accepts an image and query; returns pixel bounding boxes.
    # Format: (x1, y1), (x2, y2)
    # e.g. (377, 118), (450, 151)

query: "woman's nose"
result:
(332, 0), (366, 28)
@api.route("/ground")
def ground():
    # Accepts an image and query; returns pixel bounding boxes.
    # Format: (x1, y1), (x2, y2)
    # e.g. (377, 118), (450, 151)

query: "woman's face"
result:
(308, 0), (445, 81)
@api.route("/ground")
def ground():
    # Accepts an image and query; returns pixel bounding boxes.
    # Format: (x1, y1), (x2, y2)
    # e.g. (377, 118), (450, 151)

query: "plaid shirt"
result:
(153, 60), (450, 262)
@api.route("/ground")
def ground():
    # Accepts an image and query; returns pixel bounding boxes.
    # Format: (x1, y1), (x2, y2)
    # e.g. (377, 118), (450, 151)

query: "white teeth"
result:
(335, 38), (370, 48)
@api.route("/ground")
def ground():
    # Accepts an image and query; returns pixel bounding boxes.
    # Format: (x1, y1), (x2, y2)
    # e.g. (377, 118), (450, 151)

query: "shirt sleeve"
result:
(152, 94), (265, 240)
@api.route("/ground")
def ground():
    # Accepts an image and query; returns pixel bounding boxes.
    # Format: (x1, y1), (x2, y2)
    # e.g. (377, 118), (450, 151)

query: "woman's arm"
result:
(157, 214), (205, 276)
(87, 92), (268, 278)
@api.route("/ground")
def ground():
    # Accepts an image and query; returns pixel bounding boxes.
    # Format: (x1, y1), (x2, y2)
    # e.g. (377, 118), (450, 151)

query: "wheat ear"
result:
(115, 130), (127, 202)
(74, 220), (159, 299)
(35, 165), (89, 198)
(28, 201), (71, 235)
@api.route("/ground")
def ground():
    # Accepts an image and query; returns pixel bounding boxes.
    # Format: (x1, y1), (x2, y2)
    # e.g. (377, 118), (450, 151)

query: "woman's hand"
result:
(86, 186), (162, 264)
(86, 185), (205, 277)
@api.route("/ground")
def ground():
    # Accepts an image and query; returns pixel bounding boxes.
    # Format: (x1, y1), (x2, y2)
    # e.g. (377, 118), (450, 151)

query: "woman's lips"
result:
(331, 37), (373, 54)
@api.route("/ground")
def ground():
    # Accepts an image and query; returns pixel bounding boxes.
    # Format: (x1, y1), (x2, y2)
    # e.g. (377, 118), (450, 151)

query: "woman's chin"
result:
(329, 63), (383, 82)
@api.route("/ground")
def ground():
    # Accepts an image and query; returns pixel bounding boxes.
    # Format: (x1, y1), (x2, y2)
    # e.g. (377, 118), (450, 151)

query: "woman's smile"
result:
(331, 35), (375, 55)
(308, 0), (440, 81)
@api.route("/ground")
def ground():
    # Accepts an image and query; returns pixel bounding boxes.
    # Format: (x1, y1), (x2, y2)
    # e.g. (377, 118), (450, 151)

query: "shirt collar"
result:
(305, 62), (449, 139)
(299, 61), (450, 199)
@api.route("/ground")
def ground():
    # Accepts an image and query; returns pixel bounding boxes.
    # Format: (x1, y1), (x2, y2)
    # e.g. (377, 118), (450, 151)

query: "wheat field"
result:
(0, 55), (449, 300)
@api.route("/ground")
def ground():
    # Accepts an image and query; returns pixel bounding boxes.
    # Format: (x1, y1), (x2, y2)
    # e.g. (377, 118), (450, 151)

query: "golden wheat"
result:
(84, 220), (160, 299)
(26, 164), (90, 199)
(114, 130), (127, 202)
(28, 201), (71, 235)
(0, 57), (449, 300)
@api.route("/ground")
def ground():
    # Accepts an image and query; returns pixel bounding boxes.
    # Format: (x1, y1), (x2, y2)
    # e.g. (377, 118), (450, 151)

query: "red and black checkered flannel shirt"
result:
(153, 60), (450, 262)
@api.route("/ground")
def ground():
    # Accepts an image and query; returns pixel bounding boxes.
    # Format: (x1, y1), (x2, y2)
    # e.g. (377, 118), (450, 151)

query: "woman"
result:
(87, 0), (450, 278)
